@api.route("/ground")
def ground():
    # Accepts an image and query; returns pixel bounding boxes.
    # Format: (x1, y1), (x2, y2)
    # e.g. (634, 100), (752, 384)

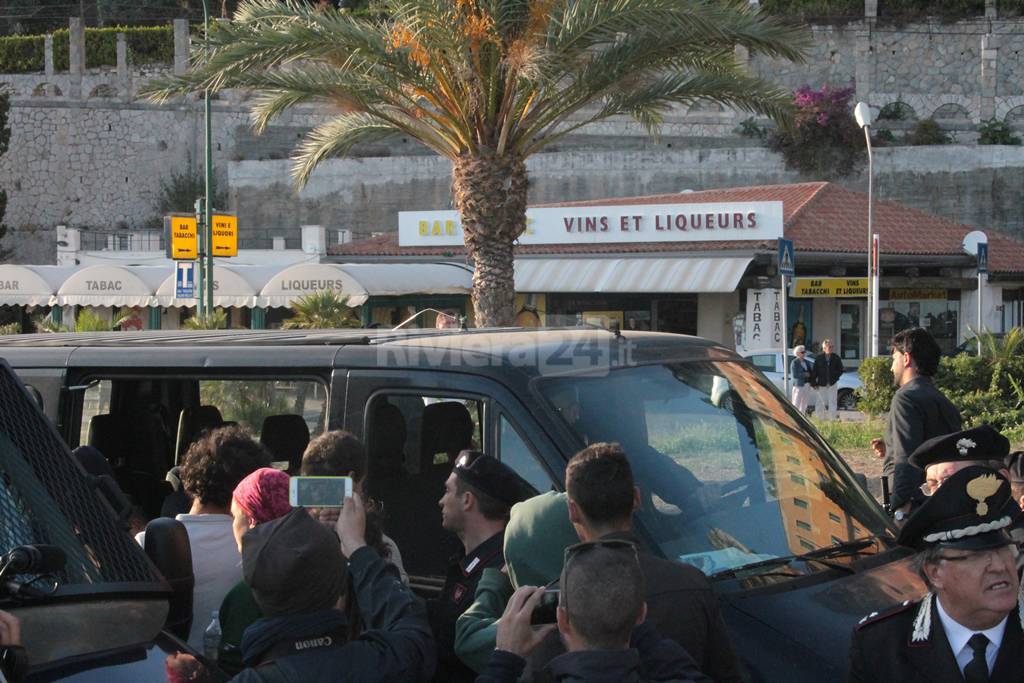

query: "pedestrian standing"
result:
(789, 345), (813, 414)
(870, 327), (961, 524)
(811, 339), (844, 420)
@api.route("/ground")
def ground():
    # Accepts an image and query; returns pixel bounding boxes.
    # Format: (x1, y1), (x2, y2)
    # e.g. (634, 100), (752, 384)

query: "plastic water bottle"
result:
(203, 610), (221, 661)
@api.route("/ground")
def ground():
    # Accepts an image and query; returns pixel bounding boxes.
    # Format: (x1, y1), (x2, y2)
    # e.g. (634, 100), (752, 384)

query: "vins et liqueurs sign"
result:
(399, 202), (784, 246)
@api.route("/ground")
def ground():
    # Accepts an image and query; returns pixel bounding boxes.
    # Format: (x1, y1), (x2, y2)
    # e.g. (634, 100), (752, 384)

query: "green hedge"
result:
(0, 25), (172, 73)
(858, 352), (1024, 432)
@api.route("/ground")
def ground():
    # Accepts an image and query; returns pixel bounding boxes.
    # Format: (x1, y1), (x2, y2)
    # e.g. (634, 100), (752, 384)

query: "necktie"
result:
(963, 633), (990, 683)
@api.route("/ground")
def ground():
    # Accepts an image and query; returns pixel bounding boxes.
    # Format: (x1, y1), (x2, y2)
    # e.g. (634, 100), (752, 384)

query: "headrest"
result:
(260, 414), (311, 473)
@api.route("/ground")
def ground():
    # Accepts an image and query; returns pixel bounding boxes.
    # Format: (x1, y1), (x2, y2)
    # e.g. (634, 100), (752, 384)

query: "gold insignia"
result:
(966, 474), (1001, 516)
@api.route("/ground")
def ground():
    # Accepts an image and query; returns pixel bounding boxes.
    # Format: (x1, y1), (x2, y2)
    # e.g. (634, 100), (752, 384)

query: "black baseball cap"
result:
(898, 465), (1018, 551)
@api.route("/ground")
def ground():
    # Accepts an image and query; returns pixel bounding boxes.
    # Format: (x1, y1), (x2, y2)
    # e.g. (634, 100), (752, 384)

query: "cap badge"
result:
(966, 473), (1001, 516)
(956, 438), (976, 456)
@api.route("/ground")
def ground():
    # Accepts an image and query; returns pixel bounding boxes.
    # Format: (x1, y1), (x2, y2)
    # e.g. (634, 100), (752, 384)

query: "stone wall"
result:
(229, 145), (1024, 248)
(3, 15), (1024, 262)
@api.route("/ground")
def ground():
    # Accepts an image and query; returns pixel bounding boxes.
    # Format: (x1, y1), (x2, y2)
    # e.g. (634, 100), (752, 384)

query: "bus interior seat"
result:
(259, 414), (310, 474)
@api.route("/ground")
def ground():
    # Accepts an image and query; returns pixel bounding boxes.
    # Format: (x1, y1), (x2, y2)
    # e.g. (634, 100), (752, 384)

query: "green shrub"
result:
(0, 25), (172, 73)
(734, 117), (769, 140)
(768, 83), (866, 179)
(934, 354), (992, 395)
(978, 118), (1022, 145)
(857, 356), (896, 417)
(878, 101), (913, 121)
(872, 128), (896, 145)
(905, 118), (952, 145)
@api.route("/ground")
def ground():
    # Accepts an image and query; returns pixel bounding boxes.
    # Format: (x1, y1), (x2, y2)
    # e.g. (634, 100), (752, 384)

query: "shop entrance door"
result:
(838, 301), (865, 364)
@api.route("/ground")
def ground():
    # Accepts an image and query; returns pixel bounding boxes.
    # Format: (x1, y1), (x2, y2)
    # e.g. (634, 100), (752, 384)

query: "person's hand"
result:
(871, 438), (886, 459)
(893, 503), (912, 527)
(313, 507), (341, 528)
(495, 586), (556, 658)
(0, 610), (20, 646)
(335, 492), (367, 558)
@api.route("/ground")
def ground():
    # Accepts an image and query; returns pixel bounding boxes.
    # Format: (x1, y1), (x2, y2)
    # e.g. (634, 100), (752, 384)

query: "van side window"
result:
(749, 354), (776, 373)
(364, 394), (481, 579)
(79, 380), (113, 447)
(498, 415), (551, 493)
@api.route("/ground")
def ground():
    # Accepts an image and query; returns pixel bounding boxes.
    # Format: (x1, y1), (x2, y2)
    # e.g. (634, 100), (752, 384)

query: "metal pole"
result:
(872, 234), (880, 360)
(202, 0), (214, 315)
(978, 271), (984, 357)
(863, 126), (874, 358)
(781, 276), (790, 398)
(194, 197), (205, 318)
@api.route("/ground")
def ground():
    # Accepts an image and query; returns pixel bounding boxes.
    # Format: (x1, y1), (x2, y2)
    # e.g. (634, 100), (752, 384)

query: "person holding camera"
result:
(476, 543), (710, 683)
(228, 495), (434, 682)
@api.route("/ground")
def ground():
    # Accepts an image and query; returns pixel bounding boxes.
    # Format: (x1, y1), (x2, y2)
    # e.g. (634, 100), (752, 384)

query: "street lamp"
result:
(854, 101), (875, 358)
(193, 0), (214, 318)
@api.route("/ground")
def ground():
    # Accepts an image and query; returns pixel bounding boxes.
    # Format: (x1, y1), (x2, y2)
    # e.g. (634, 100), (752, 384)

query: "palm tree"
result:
(283, 289), (361, 329)
(143, 0), (807, 326)
(183, 308), (230, 329)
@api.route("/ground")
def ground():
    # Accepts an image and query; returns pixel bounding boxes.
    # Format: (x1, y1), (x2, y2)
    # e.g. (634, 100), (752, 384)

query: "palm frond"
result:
(291, 113), (404, 187)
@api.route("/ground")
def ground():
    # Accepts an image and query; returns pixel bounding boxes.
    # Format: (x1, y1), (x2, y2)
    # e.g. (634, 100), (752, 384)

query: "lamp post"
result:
(193, 0), (214, 318)
(854, 102), (874, 358)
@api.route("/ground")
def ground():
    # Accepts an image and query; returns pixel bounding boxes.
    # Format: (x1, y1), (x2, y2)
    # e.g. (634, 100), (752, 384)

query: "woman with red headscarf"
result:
(218, 468), (293, 675)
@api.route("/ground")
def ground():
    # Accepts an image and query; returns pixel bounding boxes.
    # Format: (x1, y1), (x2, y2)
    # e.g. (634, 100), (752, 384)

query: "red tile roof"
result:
(330, 182), (1024, 274)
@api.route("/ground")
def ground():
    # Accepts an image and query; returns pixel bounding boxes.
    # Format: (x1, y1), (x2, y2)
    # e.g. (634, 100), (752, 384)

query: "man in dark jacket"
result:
(230, 496), (434, 682)
(429, 450), (530, 683)
(562, 443), (742, 683)
(475, 546), (710, 683)
(870, 328), (961, 522)
(810, 339), (844, 420)
(848, 465), (1022, 683)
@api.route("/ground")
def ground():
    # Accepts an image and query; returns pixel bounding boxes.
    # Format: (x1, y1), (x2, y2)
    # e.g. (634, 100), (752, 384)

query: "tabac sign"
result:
(399, 202), (784, 247)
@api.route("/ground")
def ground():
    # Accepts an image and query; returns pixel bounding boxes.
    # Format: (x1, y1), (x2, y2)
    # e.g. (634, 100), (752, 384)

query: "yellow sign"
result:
(791, 278), (868, 298)
(169, 216), (198, 260)
(888, 288), (947, 301)
(211, 214), (238, 257)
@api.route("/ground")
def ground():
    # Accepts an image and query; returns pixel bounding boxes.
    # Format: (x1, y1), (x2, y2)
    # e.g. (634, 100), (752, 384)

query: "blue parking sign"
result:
(778, 238), (795, 277)
(176, 261), (196, 299)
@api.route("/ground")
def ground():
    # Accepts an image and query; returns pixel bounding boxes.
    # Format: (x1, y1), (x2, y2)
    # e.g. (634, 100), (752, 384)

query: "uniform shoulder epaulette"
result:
(854, 599), (919, 630)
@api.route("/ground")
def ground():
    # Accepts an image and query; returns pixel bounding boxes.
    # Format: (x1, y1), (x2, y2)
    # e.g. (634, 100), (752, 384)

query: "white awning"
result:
(260, 262), (473, 308)
(54, 265), (168, 307)
(514, 256), (754, 293)
(156, 265), (279, 308)
(0, 265), (78, 306)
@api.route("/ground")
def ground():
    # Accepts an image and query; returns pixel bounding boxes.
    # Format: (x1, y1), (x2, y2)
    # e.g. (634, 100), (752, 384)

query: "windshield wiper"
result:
(710, 537), (877, 580)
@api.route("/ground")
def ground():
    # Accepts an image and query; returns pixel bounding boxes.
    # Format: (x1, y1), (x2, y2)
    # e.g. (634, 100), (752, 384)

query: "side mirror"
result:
(143, 518), (194, 642)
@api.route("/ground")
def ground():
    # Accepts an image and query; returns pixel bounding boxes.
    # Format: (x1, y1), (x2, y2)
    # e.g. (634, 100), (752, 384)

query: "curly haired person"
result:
(136, 425), (270, 651)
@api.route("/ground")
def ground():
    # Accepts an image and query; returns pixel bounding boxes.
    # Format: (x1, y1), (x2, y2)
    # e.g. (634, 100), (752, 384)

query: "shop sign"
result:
(165, 215), (198, 260)
(888, 288), (947, 301)
(791, 277), (868, 298)
(398, 202), (784, 247)
(745, 289), (783, 347)
(211, 214), (238, 257)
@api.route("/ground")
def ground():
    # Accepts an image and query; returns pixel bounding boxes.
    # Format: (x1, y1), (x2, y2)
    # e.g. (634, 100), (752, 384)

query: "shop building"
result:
(332, 182), (1024, 363)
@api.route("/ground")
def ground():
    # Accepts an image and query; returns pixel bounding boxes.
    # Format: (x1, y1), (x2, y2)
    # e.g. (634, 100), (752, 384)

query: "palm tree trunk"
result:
(452, 150), (528, 327)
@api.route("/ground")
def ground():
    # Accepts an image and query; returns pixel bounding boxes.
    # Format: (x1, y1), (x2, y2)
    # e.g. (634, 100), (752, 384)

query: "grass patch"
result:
(808, 418), (884, 450)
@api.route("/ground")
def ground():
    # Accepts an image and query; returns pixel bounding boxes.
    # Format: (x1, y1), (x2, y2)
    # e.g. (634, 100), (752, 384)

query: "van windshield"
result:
(540, 361), (892, 576)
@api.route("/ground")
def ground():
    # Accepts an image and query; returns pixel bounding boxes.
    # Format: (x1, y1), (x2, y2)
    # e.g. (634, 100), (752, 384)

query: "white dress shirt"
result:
(936, 596), (1006, 676)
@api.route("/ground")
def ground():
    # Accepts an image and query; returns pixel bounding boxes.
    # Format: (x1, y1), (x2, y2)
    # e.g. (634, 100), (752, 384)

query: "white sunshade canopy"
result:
(514, 256), (754, 293)
(156, 264), (280, 308)
(260, 262), (473, 308)
(0, 265), (78, 306)
(54, 265), (169, 307)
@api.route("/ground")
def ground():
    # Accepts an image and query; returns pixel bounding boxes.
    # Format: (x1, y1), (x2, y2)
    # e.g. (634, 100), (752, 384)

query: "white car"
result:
(740, 350), (861, 411)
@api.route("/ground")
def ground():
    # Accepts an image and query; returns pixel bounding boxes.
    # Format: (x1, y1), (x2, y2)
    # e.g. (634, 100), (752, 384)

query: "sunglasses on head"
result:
(559, 539), (640, 611)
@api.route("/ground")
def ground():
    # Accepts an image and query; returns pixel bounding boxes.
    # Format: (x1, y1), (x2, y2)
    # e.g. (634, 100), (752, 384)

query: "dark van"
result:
(0, 328), (925, 681)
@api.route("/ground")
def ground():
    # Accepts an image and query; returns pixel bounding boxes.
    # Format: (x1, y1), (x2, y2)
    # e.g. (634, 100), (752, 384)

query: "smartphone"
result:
(288, 476), (353, 508)
(530, 588), (559, 625)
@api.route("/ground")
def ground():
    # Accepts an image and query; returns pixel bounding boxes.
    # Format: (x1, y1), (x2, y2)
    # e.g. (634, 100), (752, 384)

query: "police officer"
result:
(428, 450), (530, 683)
(910, 425), (1024, 563)
(848, 465), (1023, 683)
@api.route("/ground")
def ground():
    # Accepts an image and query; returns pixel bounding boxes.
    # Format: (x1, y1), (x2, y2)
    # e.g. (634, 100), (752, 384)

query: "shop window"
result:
(878, 293), (959, 355)
(656, 297), (698, 335)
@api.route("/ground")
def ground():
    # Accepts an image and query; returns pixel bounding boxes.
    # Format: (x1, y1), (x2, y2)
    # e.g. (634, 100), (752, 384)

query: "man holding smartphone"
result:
(430, 450), (530, 683)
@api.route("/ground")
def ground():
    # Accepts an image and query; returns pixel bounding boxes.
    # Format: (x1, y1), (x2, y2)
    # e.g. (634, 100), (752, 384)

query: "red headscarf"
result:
(233, 468), (292, 525)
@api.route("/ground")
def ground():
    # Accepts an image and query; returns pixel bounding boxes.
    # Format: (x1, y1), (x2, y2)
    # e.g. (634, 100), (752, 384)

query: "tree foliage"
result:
(143, 0), (808, 325)
(0, 88), (10, 263)
(283, 289), (361, 329)
(768, 82), (864, 179)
